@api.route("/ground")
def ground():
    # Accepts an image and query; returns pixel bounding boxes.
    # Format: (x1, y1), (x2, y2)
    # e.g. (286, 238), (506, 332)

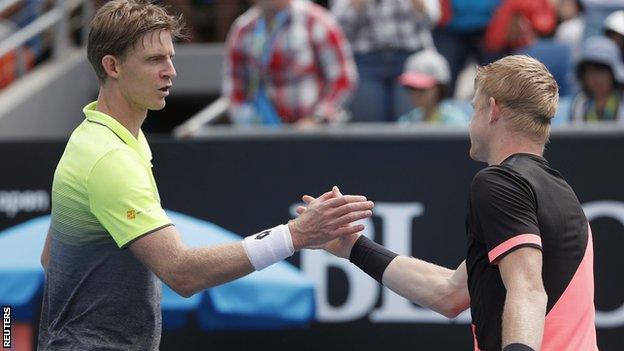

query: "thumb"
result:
(333, 186), (343, 196)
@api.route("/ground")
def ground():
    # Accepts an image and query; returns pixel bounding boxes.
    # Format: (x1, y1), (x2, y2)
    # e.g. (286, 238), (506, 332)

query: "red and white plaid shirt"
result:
(222, 0), (357, 124)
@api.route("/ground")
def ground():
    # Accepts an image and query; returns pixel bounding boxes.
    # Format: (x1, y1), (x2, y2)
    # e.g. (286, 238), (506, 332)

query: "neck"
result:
(95, 85), (146, 138)
(486, 131), (544, 166)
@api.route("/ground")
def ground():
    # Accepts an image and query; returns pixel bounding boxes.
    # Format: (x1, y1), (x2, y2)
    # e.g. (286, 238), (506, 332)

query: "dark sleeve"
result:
(470, 167), (542, 264)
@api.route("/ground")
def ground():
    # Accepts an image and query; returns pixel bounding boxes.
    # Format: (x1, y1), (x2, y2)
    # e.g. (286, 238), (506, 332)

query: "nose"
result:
(162, 58), (177, 80)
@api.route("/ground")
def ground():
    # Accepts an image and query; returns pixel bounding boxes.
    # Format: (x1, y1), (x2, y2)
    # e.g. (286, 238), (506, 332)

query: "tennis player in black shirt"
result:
(299, 55), (598, 351)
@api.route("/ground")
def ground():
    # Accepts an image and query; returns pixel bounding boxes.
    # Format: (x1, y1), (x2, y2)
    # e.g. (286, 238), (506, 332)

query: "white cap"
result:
(604, 10), (624, 36)
(399, 50), (450, 89)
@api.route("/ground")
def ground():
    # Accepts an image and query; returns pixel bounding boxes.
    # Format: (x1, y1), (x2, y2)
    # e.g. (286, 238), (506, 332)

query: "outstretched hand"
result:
(288, 186), (371, 251)
(294, 187), (366, 258)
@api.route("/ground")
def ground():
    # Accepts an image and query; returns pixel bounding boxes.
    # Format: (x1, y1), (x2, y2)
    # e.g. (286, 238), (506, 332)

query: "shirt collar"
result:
(83, 101), (152, 163)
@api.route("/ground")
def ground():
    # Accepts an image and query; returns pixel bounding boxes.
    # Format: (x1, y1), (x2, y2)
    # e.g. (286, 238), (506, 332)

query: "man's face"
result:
(468, 90), (491, 162)
(116, 30), (176, 112)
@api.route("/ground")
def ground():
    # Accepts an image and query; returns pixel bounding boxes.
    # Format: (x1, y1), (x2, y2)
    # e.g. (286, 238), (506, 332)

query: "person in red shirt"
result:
(223, 0), (357, 126)
(484, 0), (557, 54)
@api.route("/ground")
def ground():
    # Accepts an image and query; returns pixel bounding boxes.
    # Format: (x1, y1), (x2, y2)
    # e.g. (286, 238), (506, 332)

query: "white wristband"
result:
(242, 224), (295, 271)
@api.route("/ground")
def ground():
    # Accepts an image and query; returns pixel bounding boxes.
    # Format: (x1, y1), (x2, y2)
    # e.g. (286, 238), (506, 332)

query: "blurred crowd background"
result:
(1, 0), (624, 129)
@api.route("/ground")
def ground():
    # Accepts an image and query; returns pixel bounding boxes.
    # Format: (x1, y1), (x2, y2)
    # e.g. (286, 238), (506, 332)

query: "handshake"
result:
(289, 185), (373, 259)
(242, 186), (373, 271)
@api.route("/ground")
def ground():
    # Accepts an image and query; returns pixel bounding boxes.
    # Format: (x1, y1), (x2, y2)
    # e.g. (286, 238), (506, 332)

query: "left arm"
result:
(499, 246), (548, 350)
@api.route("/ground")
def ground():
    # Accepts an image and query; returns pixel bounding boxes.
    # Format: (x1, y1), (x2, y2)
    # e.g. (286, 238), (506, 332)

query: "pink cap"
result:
(399, 72), (438, 89)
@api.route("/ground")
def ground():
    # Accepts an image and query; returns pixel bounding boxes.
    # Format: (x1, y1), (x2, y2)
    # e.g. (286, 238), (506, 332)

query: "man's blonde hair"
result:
(475, 55), (559, 143)
(87, 0), (183, 81)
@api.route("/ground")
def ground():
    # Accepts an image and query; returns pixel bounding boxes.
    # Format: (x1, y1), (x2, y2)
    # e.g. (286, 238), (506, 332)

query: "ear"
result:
(488, 97), (501, 124)
(101, 54), (121, 80)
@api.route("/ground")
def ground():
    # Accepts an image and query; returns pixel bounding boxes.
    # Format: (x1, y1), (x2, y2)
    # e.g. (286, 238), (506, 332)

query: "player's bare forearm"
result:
(130, 226), (254, 297)
(383, 258), (470, 318)
(499, 246), (547, 349)
(171, 242), (254, 296)
(502, 288), (547, 349)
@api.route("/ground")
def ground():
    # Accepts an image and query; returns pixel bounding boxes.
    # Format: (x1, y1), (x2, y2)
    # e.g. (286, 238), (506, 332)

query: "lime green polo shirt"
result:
(50, 101), (172, 248)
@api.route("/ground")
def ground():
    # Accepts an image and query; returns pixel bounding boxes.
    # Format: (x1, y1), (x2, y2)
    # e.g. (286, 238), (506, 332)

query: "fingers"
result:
(323, 195), (368, 208)
(330, 209), (373, 228)
(296, 205), (306, 214)
(301, 195), (315, 204)
(318, 189), (336, 201)
(331, 223), (365, 236)
(332, 200), (374, 217)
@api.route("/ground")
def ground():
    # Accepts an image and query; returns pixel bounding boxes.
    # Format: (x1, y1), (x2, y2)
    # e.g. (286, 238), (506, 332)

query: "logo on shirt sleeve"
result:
(127, 208), (156, 219)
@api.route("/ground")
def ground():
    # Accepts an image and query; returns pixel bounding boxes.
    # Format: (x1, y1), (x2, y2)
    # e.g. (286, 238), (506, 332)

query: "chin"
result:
(469, 145), (482, 162)
(469, 147), (477, 161)
(149, 101), (167, 111)
(470, 149), (490, 164)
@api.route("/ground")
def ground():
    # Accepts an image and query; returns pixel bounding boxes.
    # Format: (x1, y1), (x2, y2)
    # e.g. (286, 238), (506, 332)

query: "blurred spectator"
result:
(604, 9), (624, 57)
(484, 0), (557, 54)
(433, 0), (502, 96)
(330, 0), (440, 122)
(0, 19), (18, 88)
(11, 0), (42, 54)
(397, 49), (469, 125)
(223, 0), (357, 126)
(555, 0), (585, 58)
(570, 36), (624, 122)
(0, 0), (39, 89)
(581, 0), (624, 40)
(559, 0), (584, 21)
